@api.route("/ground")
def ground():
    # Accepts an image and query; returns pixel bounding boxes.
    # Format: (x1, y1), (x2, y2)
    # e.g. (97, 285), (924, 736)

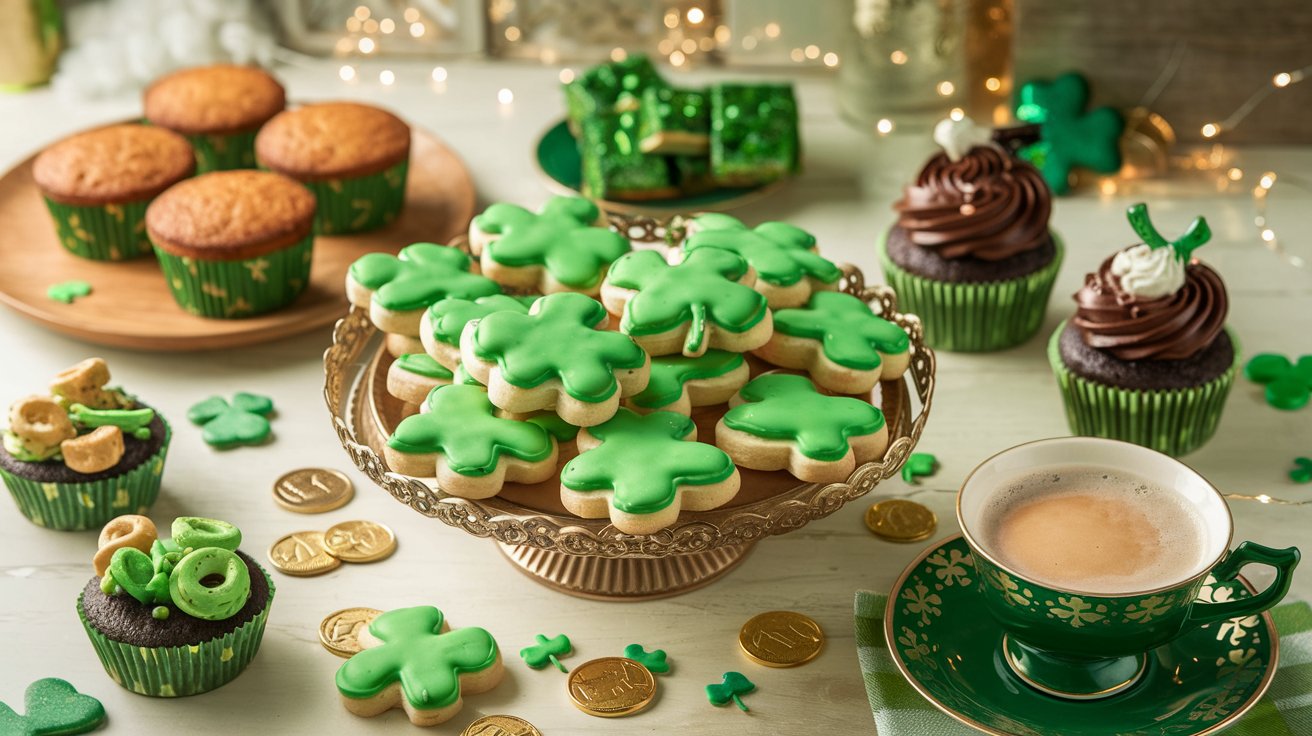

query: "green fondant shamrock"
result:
(349, 243), (501, 312)
(476, 197), (631, 289)
(630, 351), (744, 410)
(706, 672), (755, 712)
(1014, 72), (1124, 194)
(901, 452), (939, 485)
(773, 291), (910, 370)
(388, 385), (553, 475)
(608, 248), (769, 355)
(186, 392), (275, 448)
(1244, 354), (1312, 410)
(46, 280), (92, 304)
(0, 678), (106, 736)
(426, 294), (535, 347)
(1289, 457), (1312, 484)
(684, 213), (840, 288)
(1125, 203), (1211, 261)
(469, 293), (646, 402)
(336, 606), (499, 712)
(723, 374), (886, 462)
(623, 644), (670, 674)
(519, 634), (573, 672)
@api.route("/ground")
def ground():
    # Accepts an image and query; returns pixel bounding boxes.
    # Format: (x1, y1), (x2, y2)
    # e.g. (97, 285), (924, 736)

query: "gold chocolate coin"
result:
(323, 520), (397, 563)
(865, 498), (937, 543)
(566, 657), (657, 718)
(461, 715), (543, 736)
(273, 468), (354, 514)
(268, 531), (342, 576)
(739, 610), (825, 667)
(319, 607), (383, 658)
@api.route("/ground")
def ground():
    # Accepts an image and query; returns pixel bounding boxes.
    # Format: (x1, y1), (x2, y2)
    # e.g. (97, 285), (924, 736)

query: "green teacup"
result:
(957, 437), (1299, 700)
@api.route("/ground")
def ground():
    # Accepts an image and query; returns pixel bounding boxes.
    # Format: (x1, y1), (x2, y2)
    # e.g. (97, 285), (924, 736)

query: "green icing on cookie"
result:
(388, 384), (554, 476)
(684, 213), (839, 287)
(631, 351), (744, 409)
(608, 248), (768, 354)
(723, 374), (885, 462)
(427, 294), (536, 348)
(395, 353), (454, 380)
(349, 243), (501, 312)
(336, 605), (499, 711)
(561, 409), (735, 514)
(523, 412), (579, 442)
(470, 293), (646, 403)
(0, 678), (106, 736)
(476, 197), (631, 289)
(454, 363), (483, 387)
(772, 291), (910, 370)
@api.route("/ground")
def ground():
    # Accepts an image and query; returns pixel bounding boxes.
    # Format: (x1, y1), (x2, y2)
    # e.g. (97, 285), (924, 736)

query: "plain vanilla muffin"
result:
(144, 64), (286, 172)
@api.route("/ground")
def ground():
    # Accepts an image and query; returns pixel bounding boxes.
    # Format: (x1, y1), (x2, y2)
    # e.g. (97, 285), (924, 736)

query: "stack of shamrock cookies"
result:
(347, 196), (913, 536)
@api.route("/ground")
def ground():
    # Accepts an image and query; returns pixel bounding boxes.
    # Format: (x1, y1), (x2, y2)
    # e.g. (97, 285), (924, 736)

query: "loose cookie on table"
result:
(420, 294), (535, 370)
(716, 373), (889, 483)
(683, 213), (841, 308)
(0, 678), (106, 736)
(386, 354), (453, 405)
(754, 290), (911, 394)
(560, 408), (740, 535)
(346, 243), (501, 338)
(187, 392), (274, 449)
(461, 292), (649, 427)
(602, 248), (771, 357)
(625, 350), (748, 416)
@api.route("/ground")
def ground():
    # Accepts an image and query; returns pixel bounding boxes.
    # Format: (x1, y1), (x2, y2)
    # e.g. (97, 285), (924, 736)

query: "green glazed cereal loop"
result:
(168, 548), (251, 621)
(171, 516), (242, 552)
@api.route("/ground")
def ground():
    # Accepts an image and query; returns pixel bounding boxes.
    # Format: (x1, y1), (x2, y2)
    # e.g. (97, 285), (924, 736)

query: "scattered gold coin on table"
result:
(461, 714), (543, 736)
(566, 657), (657, 718)
(268, 531), (342, 577)
(273, 468), (354, 513)
(739, 610), (825, 668)
(319, 607), (383, 658)
(865, 498), (937, 542)
(324, 520), (397, 563)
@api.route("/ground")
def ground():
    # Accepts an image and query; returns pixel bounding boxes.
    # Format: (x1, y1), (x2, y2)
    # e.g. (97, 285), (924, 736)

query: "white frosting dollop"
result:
(933, 117), (993, 162)
(1110, 244), (1186, 299)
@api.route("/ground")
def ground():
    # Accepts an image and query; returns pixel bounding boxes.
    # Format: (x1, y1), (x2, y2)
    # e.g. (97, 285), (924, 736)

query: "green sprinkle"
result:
(99, 574), (117, 594)
(152, 606), (170, 620)
(46, 280), (92, 304)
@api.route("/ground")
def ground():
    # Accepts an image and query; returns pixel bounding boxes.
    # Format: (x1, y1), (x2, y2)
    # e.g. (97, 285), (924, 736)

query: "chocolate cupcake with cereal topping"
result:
(878, 117), (1062, 351)
(144, 64), (286, 172)
(1049, 203), (1238, 456)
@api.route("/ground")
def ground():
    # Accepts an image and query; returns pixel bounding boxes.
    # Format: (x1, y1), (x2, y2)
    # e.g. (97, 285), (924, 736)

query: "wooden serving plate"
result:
(0, 127), (475, 351)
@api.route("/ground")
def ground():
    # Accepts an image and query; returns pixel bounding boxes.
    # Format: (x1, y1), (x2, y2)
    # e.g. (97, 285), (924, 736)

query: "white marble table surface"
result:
(0, 59), (1309, 735)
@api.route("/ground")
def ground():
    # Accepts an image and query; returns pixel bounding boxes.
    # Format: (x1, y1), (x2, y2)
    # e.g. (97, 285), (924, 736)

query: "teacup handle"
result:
(1184, 542), (1300, 627)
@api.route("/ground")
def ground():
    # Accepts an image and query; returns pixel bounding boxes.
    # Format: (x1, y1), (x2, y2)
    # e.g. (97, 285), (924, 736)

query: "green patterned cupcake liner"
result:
(877, 231), (1064, 352)
(1, 420), (170, 531)
(77, 569), (275, 698)
(43, 197), (153, 261)
(153, 234), (313, 319)
(1048, 323), (1240, 457)
(185, 130), (259, 173)
(300, 159), (408, 235)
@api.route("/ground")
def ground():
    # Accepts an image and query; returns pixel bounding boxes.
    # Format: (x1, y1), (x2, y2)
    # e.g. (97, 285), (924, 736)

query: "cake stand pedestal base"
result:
(497, 543), (755, 601)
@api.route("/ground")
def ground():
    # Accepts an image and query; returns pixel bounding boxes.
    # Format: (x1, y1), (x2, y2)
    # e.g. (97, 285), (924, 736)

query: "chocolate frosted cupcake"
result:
(1049, 203), (1238, 456)
(144, 64), (286, 172)
(878, 117), (1062, 351)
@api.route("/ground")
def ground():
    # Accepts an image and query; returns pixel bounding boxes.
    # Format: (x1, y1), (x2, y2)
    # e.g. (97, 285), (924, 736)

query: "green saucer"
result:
(534, 120), (787, 214)
(886, 535), (1277, 736)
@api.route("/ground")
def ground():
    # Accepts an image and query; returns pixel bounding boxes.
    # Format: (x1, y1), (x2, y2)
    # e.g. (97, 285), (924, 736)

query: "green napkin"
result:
(855, 591), (1312, 735)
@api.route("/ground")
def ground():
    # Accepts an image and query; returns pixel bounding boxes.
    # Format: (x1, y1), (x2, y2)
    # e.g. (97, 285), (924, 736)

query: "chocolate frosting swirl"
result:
(1072, 251), (1228, 361)
(893, 145), (1051, 261)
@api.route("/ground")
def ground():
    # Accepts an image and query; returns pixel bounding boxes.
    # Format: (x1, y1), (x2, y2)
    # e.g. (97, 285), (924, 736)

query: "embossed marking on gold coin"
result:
(865, 498), (937, 542)
(739, 610), (825, 667)
(273, 468), (354, 514)
(566, 657), (657, 718)
(268, 531), (342, 576)
(319, 607), (383, 658)
(323, 520), (397, 563)
(461, 714), (544, 736)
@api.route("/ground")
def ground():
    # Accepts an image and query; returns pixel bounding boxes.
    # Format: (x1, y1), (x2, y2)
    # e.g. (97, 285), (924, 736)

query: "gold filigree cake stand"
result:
(323, 221), (936, 600)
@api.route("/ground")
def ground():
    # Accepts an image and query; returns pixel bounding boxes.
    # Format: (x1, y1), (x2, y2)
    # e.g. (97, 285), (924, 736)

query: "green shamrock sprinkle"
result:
(1013, 72), (1124, 194)
(387, 384), (554, 476)
(46, 280), (92, 304)
(475, 197), (631, 290)
(901, 453), (939, 485)
(0, 678), (106, 736)
(1125, 203), (1211, 262)
(706, 671), (755, 712)
(722, 374), (886, 462)
(1244, 354), (1312, 410)
(623, 644), (669, 674)
(772, 291), (909, 371)
(152, 606), (170, 620)
(1289, 457), (1312, 484)
(519, 633), (573, 672)
(683, 213), (840, 289)
(186, 392), (275, 448)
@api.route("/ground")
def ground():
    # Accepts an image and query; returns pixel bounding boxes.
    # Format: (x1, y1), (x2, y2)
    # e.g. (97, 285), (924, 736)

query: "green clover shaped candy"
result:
(1290, 457), (1312, 484)
(387, 384), (555, 478)
(623, 644), (670, 674)
(336, 606), (500, 724)
(348, 243), (501, 314)
(722, 374), (886, 462)
(769, 291), (910, 373)
(684, 213), (840, 304)
(706, 671), (755, 712)
(474, 197), (631, 291)
(519, 633), (573, 672)
(187, 392), (274, 448)
(901, 452), (939, 485)
(46, 280), (92, 304)
(1014, 72), (1124, 195)
(1244, 353), (1312, 410)
(1125, 203), (1211, 262)
(0, 678), (106, 736)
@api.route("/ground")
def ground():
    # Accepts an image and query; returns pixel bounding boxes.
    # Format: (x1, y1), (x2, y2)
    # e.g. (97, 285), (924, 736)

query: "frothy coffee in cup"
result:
(981, 467), (1209, 594)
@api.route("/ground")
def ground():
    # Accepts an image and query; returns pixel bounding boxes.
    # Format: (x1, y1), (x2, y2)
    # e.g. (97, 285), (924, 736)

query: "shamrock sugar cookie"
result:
(602, 248), (772, 357)
(470, 197), (631, 296)
(347, 243), (501, 337)
(461, 292), (650, 427)
(755, 291), (911, 394)
(337, 605), (504, 727)
(625, 350), (749, 416)
(386, 354), (453, 405)
(419, 294), (535, 370)
(561, 409), (740, 534)
(716, 373), (889, 483)
(683, 213), (841, 308)
(384, 384), (557, 498)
